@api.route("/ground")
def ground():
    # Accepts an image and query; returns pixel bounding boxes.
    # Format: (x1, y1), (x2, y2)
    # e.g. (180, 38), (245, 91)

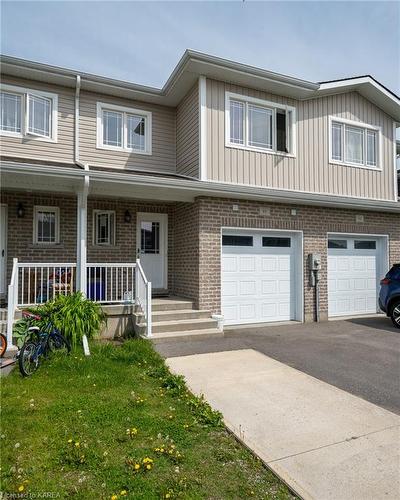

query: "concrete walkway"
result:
(167, 349), (400, 500)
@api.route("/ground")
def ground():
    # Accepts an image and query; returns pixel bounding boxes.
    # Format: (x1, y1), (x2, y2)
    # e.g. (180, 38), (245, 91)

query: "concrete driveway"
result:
(155, 316), (400, 415)
(155, 317), (400, 500)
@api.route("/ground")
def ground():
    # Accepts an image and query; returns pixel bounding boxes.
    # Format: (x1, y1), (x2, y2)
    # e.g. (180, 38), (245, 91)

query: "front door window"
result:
(141, 222), (160, 254)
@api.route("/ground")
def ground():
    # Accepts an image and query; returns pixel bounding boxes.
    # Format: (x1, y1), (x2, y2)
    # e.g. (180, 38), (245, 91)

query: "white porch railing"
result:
(135, 259), (152, 338)
(16, 262), (77, 306)
(86, 263), (136, 304)
(6, 259), (152, 346)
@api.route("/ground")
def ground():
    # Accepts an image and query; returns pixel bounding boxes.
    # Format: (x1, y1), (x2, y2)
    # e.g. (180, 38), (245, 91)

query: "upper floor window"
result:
(225, 92), (296, 156)
(97, 102), (152, 154)
(329, 117), (380, 170)
(0, 84), (58, 141)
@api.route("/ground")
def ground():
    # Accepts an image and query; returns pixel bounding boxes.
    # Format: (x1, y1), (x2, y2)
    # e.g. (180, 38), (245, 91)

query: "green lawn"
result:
(1, 340), (295, 499)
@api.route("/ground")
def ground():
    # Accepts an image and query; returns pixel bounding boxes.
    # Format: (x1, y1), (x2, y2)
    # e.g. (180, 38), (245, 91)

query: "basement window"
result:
(226, 92), (296, 156)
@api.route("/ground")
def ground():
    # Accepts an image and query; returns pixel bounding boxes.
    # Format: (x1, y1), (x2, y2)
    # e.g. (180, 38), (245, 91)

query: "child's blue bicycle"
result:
(18, 311), (71, 377)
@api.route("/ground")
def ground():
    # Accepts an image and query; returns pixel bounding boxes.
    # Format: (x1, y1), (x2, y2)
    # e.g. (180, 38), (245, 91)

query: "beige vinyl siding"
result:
(0, 76), (75, 164)
(79, 91), (176, 173)
(207, 79), (396, 201)
(176, 83), (199, 177)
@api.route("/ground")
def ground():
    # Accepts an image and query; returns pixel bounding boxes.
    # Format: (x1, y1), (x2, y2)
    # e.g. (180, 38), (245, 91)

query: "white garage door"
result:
(222, 231), (300, 325)
(328, 236), (383, 317)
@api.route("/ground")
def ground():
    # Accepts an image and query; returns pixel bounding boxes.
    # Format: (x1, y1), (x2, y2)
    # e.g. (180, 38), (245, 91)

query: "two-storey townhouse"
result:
(1, 50), (399, 341)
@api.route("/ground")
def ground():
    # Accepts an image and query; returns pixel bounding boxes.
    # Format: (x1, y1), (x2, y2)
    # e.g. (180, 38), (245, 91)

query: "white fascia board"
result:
(2, 160), (400, 213)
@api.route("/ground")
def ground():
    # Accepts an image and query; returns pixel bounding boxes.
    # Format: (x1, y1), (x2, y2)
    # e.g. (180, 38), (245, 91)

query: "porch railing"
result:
(16, 262), (77, 306)
(135, 259), (152, 338)
(86, 263), (136, 304)
(6, 259), (152, 348)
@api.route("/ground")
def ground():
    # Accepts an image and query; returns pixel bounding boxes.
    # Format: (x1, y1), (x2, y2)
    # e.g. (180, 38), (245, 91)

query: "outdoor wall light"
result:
(124, 210), (132, 223)
(17, 202), (25, 218)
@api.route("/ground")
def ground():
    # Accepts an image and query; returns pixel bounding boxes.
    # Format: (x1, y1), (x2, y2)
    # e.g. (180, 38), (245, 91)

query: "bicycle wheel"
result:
(48, 333), (71, 354)
(0, 334), (7, 358)
(19, 341), (40, 377)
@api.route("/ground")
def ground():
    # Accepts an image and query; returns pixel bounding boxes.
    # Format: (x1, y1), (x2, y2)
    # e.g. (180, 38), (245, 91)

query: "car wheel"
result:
(390, 300), (400, 329)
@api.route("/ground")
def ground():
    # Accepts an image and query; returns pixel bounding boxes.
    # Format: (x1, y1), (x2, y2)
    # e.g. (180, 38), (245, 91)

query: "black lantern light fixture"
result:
(124, 210), (132, 223)
(17, 202), (25, 218)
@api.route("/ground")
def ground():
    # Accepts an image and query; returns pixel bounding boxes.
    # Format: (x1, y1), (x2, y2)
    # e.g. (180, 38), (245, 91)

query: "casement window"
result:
(97, 102), (151, 154)
(226, 92), (296, 156)
(33, 206), (60, 245)
(0, 85), (57, 141)
(93, 210), (116, 246)
(329, 117), (380, 169)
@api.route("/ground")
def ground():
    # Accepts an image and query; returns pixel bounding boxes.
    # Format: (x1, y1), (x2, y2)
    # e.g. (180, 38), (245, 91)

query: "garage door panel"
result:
(222, 232), (297, 325)
(328, 236), (381, 317)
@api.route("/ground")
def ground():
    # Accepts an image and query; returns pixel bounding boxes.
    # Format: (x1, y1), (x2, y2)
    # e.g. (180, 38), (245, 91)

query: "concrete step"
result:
(152, 297), (194, 312)
(151, 317), (219, 334)
(151, 328), (223, 341)
(0, 309), (7, 321)
(0, 321), (7, 335)
(151, 309), (211, 322)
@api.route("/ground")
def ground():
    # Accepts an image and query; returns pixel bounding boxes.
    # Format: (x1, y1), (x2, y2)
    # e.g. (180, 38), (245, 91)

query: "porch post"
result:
(76, 176), (89, 295)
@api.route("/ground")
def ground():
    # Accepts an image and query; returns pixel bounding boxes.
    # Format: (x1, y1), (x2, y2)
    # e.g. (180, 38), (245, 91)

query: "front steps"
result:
(136, 297), (223, 340)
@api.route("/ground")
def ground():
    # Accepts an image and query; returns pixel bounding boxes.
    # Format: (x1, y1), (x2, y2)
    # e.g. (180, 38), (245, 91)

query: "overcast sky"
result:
(1, 1), (399, 94)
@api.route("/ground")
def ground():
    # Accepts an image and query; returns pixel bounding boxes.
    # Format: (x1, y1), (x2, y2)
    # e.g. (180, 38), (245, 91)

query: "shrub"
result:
(14, 292), (106, 349)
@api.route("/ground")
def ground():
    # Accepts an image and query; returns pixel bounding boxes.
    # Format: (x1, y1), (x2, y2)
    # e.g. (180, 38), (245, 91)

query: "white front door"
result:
(137, 213), (168, 290)
(221, 230), (301, 325)
(328, 235), (384, 317)
(0, 205), (7, 295)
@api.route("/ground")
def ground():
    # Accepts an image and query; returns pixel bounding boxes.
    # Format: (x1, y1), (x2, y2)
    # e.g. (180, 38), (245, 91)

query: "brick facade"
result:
(196, 197), (400, 321)
(2, 190), (400, 322)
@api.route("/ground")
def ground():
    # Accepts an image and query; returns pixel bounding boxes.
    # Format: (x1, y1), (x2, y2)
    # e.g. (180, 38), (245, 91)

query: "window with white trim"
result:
(0, 85), (57, 141)
(329, 118), (379, 168)
(97, 102), (151, 154)
(93, 210), (115, 246)
(34, 206), (60, 245)
(226, 92), (296, 155)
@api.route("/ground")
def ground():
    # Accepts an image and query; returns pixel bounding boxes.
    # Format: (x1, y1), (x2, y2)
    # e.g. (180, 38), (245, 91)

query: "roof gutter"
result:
(2, 161), (399, 213)
(74, 74), (89, 172)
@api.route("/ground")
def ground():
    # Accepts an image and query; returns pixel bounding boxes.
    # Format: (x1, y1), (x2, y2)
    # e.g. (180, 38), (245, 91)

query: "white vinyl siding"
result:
(93, 210), (115, 246)
(329, 117), (380, 169)
(0, 92), (22, 134)
(0, 85), (57, 141)
(97, 102), (151, 154)
(226, 92), (296, 156)
(33, 206), (60, 245)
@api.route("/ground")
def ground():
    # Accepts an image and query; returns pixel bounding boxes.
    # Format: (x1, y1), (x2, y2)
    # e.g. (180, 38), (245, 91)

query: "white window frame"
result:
(328, 116), (382, 171)
(93, 210), (116, 246)
(0, 84), (58, 142)
(33, 206), (60, 245)
(96, 102), (152, 154)
(225, 91), (296, 157)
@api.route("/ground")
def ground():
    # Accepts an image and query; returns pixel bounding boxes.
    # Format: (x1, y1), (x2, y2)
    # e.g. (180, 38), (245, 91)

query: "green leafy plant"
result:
(14, 292), (106, 349)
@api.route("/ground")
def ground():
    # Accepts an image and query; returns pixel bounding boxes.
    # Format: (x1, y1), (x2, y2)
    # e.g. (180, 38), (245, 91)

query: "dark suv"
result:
(379, 264), (400, 328)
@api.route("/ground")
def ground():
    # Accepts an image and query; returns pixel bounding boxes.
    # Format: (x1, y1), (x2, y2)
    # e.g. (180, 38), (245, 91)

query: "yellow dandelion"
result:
(111, 495), (118, 500)
(75, 442), (80, 447)
(120, 491), (127, 496)
(67, 439), (73, 443)
(165, 494), (171, 499)
(134, 463), (140, 470)
(18, 485), (24, 492)
(146, 464), (152, 470)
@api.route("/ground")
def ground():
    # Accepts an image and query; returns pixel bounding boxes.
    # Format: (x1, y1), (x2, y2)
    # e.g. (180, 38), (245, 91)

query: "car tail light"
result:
(380, 278), (391, 285)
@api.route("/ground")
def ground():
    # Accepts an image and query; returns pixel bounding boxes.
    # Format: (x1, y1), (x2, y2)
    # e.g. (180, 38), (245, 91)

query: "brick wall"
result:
(196, 197), (400, 321)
